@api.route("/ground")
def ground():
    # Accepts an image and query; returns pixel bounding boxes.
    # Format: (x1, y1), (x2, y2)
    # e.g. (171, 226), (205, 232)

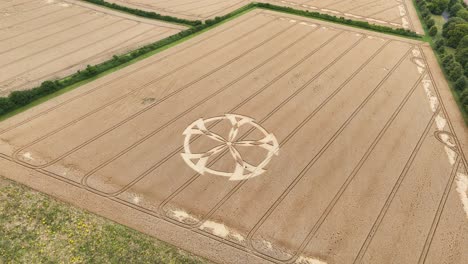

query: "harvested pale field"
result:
(0, 9), (466, 264)
(106, 0), (423, 33)
(260, 0), (424, 33)
(0, 0), (185, 96)
(106, 0), (251, 20)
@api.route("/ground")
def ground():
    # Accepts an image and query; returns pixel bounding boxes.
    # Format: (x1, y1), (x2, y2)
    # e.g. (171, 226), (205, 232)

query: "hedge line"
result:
(414, 0), (468, 122)
(0, 3), (258, 117)
(0, 25), (197, 115)
(82, 0), (202, 27)
(0, 2), (422, 118)
(253, 3), (421, 39)
(83, 0), (420, 39)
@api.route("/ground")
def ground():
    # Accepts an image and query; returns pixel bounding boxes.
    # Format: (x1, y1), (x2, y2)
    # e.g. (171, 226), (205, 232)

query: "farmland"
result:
(105, 0), (424, 33)
(0, 0), (184, 95)
(0, 9), (466, 264)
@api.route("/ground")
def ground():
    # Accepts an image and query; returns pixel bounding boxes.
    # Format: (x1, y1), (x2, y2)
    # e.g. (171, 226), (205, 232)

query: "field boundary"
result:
(81, 0), (203, 27)
(0, 1), (425, 121)
(411, 0), (468, 125)
(253, 2), (421, 39)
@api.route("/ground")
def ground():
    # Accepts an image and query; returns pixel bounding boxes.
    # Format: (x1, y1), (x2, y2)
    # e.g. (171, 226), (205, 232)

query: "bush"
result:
(438, 45), (446, 54)
(457, 9), (468, 21)
(435, 38), (446, 48)
(446, 23), (468, 47)
(448, 0), (461, 7)
(442, 17), (465, 37)
(426, 17), (436, 28)
(450, 3), (464, 16)
(429, 25), (438, 36)
(0, 98), (16, 115)
(455, 76), (467, 91)
(460, 89), (468, 112)
(443, 54), (455, 66)
(429, 0), (449, 15)
(456, 47), (468, 66)
(449, 62), (464, 80)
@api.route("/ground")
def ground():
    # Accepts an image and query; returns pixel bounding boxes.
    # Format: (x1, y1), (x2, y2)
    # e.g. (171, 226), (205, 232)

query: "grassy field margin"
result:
(0, 176), (209, 263)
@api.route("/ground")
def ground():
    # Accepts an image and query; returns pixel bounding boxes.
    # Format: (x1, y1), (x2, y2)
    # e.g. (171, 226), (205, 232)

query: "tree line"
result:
(416, 0), (468, 117)
(0, 1), (422, 118)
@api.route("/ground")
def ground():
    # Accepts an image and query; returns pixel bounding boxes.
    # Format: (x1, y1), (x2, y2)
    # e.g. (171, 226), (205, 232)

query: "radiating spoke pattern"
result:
(181, 114), (279, 180)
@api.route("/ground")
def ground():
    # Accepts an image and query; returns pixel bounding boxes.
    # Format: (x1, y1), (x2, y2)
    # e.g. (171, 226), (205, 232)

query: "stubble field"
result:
(106, 0), (423, 33)
(0, 9), (466, 264)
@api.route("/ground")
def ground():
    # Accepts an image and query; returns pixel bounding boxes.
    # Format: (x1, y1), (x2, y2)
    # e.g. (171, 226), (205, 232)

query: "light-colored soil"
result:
(0, 10), (466, 264)
(106, 0), (424, 33)
(0, 0), (185, 96)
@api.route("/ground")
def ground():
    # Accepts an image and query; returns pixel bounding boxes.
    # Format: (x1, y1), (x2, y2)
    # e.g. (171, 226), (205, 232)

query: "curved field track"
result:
(0, 10), (466, 264)
(0, 0), (185, 95)
(105, 0), (423, 33)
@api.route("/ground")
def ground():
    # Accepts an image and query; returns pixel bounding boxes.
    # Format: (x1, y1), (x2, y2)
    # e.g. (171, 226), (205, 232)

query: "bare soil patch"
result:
(0, 10), (466, 264)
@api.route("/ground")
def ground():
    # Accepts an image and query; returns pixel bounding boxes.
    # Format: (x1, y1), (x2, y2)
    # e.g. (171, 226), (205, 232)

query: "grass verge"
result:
(0, 176), (209, 264)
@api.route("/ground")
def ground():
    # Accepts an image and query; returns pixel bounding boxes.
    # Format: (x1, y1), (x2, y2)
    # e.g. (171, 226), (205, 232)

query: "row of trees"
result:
(83, 0), (202, 26)
(254, 3), (420, 38)
(0, 2), (260, 116)
(416, 0), (468, 114)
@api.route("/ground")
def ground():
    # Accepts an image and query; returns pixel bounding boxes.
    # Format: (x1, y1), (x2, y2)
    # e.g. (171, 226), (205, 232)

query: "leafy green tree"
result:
(457, 9), (468, 21)
(448, 0), (461, 7)
(447, 23), (468, 47)
(449, 62), (463, 80)
(450, 3), (464, 15)
(456, 47), (468, 66)
(426, 17), (436, 28)
(435, 38), (446, 49)
(460, 89), (468, 106)
(438, 46), (446, 54)
(428, 0), (449, 15)
(455, 76), (467, 91)
(458, 35), (468, 48)
(0, 98), (15, 115)
(443, 54), (455, 66)
(429, 25), (438, 35)
(442, 17), (465, 37)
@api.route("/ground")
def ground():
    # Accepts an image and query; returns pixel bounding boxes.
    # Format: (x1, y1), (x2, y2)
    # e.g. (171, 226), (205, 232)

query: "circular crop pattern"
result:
(181, 114), (279, 181)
